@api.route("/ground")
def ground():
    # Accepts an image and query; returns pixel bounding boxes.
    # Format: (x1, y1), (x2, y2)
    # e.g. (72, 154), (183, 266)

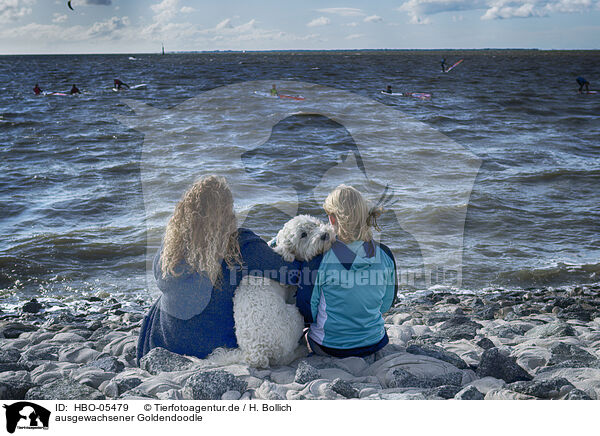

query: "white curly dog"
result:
(208, 215), (335, 368)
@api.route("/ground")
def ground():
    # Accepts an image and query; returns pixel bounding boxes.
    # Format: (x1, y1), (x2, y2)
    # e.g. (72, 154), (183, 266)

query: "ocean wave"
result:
(491, 262), (600, 289)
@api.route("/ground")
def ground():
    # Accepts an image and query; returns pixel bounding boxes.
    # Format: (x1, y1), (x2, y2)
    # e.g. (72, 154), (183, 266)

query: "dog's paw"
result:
(282, 252), (296, 262)
(244, 352), (270, 369)
(272, 244), (295, 262)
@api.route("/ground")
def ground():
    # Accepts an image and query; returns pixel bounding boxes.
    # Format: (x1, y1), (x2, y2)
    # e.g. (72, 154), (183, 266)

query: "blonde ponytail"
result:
(323, 185), (384, 243)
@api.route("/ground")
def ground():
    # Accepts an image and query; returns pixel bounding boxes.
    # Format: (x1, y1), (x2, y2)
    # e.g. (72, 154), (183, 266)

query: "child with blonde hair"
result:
(296, 185), (397, 358)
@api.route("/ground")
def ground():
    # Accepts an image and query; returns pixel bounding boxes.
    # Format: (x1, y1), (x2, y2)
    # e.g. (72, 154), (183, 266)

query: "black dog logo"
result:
(3, 402), (50, 433)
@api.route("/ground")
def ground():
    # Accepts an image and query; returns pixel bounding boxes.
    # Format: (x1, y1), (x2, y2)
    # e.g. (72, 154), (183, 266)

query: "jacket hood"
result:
(329, 239), (377, 271)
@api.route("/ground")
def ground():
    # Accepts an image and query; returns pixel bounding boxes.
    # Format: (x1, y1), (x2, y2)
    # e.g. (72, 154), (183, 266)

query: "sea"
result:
(1, 50), (599, 308)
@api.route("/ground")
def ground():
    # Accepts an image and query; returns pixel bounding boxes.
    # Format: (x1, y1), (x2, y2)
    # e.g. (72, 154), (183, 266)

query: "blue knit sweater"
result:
(136, 228), (300, 361)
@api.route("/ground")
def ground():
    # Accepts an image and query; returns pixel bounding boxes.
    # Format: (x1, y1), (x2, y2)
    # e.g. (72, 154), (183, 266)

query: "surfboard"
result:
(582, 91), (597, 94)
(381, 91), (432, 99)
(44, 92), (68, 96)
(444, 59), (464, 73)
(112, 84), (147, 92)
(278, 94), (305, 101)
(254, 91), (305, 100)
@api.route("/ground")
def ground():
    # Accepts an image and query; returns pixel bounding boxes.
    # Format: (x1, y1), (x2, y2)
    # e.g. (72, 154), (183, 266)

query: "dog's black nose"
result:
(321, 233), (329, 241)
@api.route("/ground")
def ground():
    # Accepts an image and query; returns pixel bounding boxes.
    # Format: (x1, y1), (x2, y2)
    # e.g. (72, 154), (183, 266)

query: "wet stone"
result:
(508, 377), (574, 399)
(427, 384), (463, 399)
(564, 389), (592, 400)
(389, 368), (463, 389)
(474, 304), (500, 320)
(87, 356), (125, 373)
(476, 338), (496, 350)
(0, 322), (38, 339)
(329, 378), (359, 399)
(476, 348), (532, 383)
(139, 347), (193, 375)
(0, 371), (34, 400)
(22, 299), (43, 314)
(455, 385), (485, 400)
(547, 343), (598, 368)
(25, 377), (105, 400)
(20, 344), (61, 362)
(295, 361), (321, 384)
(406, 344), (468, 369)
(183, 370), (247, 400)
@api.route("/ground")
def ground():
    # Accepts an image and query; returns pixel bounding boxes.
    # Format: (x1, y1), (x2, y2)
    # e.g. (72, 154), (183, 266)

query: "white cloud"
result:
(70, 0), (112, 5)
(0, 0), (36, 23)
(482, 0), (595, 20)
(0, 6), (321, 52)
(345, 22), (359, 27)
(180, 6), (195, 13)
(151, 0), (179, 23)
(316, 7), (365, 16)
(364, 14), (383, 22)
(88, 16), (130, 38)
(396, 0), (596, 23)
(0, 21), (83, 41)
(397, 0), (486, 23)
(215, 18), (233, 30)
(307, 16), (331, 27)
(209, 18), (259, 34)
(52, 13), (68, 23)
(228, 19), (257, 33)
(193, 17), (319, 45)
(410, 15), (432, 24)
(345, 33), (364, 39)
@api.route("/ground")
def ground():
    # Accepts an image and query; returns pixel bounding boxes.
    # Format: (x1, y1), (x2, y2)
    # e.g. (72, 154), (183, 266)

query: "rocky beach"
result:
(1, 285), (599, 401)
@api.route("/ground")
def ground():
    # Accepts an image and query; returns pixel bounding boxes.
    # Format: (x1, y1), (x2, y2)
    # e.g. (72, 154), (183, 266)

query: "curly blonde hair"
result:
(161, 175), (242, 285)
(323, 184), (383, 244)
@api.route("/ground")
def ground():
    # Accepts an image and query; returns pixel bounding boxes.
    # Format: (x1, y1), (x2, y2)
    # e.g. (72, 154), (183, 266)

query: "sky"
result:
(0, 0), (599, 54)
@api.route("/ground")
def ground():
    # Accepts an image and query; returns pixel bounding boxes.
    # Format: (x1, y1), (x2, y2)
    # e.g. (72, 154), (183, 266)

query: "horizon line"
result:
(1, 47), (600, 56)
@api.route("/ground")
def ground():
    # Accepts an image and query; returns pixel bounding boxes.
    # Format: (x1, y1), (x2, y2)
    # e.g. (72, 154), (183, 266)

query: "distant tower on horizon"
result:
(162, 43), (165, 55)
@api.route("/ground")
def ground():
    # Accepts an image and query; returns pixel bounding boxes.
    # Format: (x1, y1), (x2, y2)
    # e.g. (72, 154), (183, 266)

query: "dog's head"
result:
(270, 215), (335, 262)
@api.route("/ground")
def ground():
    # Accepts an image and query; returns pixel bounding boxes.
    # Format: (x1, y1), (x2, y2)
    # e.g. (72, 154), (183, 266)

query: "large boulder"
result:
(525, 321), (576, 339)
(508, 377), (575, 399)
(476, 347), (532, 383)
(406, 344), (468, 369)
(362, 352), (465, 389)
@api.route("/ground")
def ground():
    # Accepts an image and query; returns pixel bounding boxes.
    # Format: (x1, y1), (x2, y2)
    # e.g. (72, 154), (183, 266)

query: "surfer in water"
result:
(270, 84), (278, 96)
(114, 79), (130, 90)
(385, 85), (392, 94)
(576, 76), (590, 93)
(33, 84), (42, 95)
(441, 58), (447, 72)
(70, 84), (80, 95)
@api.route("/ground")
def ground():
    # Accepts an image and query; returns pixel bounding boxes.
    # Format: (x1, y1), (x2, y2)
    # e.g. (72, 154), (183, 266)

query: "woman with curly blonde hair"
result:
(295, 184), (397, 358)
(137, 175), (300, 360)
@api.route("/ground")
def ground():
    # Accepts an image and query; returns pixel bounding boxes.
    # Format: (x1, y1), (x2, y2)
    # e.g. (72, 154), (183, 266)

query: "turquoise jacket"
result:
(297, 239), (397, 355)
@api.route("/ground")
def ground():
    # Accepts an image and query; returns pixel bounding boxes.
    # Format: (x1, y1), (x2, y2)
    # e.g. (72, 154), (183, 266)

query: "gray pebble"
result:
(329, 378), (359, 399)
(294, 361), (321, 384)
